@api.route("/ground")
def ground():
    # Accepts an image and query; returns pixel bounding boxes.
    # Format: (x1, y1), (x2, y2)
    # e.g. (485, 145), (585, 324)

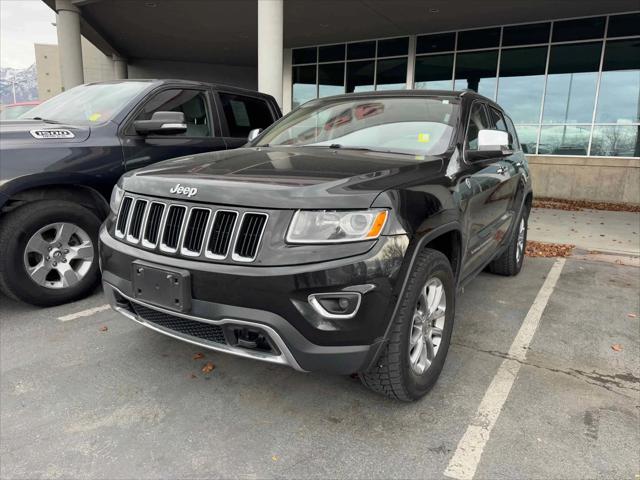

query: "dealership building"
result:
(44, 0), (639, 203)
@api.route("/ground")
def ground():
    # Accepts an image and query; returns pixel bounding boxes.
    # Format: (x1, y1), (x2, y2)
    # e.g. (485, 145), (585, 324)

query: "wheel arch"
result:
(0, 184), (110, 220)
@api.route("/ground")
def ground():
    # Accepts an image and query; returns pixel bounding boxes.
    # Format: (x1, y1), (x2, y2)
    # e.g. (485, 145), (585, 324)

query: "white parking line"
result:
(444, 258), (566, 480)
(58, 304), (111, 322)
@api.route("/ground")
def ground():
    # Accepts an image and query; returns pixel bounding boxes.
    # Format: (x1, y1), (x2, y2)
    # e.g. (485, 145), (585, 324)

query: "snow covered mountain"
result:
(0, 64), (38, 104)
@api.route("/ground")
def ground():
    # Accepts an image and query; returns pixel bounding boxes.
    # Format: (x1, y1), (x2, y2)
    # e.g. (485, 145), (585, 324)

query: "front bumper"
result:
(100, 225), (409, 374)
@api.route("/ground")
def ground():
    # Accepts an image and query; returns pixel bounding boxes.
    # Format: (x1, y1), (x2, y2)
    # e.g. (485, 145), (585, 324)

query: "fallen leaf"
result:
(525, 241), (574, 258)
(532, 197), (640, 213)
(189, 373), (197, 379)
(99, 326), (108, 332)
(201, 362), (215, 374)
(611, 344), (623, 352)
(272, 455), (278, 462)
(192, 352), (204, 360)
(628, 313), (637, 319)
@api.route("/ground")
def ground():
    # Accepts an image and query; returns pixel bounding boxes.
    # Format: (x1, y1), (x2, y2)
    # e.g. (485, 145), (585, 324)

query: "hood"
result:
(0, 120), (91, 145)
(123, 146), (446, 209)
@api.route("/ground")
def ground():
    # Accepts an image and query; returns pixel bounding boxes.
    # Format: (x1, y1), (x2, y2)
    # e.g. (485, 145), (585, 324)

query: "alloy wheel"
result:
(515, 217), (526, 264)
(409, 277), (447, 375)
(23, 222), (94, 289)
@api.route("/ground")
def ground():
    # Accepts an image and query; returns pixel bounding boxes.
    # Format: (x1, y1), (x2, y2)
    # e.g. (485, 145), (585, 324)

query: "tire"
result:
(488, 206), (529, 277)
(360, 248), (455, 401)
(0, 200), (102, 306)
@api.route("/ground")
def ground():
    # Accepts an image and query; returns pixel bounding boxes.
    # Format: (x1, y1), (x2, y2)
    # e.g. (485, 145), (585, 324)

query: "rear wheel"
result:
(360, 248), (455, 401)
(0, 200), (101, 306)
(488, 206), (529, 276)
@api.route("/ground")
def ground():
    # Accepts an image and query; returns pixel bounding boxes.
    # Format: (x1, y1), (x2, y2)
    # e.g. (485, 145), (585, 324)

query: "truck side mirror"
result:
(134, 111), (187, 135)
(467, 129), (514, 161)
(248, 128), (263, 142)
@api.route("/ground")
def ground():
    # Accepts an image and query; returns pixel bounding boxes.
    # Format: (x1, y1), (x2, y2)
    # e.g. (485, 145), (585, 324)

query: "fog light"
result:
(308, 292), (362, 319)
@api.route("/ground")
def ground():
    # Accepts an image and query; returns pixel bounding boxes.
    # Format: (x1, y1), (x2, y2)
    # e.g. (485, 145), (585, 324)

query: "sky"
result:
(0, 0), (57, 70)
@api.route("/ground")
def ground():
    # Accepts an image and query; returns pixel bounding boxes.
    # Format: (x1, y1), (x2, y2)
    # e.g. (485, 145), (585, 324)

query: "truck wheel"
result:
(488, 206), (529, 276)
(0, 200), (101, 306)
(360, 248), (455, 401)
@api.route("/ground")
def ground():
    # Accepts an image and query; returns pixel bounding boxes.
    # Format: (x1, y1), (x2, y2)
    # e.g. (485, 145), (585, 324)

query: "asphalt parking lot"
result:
(1, 256), (638, 479)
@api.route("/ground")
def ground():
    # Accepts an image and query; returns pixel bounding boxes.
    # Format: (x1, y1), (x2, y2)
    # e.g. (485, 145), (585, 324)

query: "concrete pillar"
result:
(55, 0), (84, 89)
(112, 54), (128, 80)
(258, 0), (283, 108)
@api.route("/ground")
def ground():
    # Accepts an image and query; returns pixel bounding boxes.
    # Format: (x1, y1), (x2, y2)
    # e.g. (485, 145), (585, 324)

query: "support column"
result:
(55, 0), (84, 89)
(258, 0), (283, 107)
(112, 54), (128, 80)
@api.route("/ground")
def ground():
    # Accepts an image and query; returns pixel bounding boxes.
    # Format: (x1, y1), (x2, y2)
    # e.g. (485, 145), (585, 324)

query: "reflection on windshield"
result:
(19, 82), (151, 126)
(257, 97), (458, 156)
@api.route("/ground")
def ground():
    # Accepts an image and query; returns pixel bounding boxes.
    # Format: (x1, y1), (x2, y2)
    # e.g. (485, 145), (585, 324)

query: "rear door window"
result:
(218, 93), (275, 137)
(127, 89), (211, 137)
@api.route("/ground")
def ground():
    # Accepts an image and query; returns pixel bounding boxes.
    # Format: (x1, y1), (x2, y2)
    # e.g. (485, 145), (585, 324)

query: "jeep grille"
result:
(115, 195), (268, 263)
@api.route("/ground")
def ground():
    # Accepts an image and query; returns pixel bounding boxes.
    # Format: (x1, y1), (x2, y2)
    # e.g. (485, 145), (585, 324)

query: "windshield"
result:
(257, 97), (459, 156)
(0, 104), (37, 120)
(19, 82), (152, 125)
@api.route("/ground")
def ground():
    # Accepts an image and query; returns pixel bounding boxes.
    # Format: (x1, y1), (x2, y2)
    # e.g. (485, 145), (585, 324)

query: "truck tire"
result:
(360, 248), (455, 401)
(488, 206), (529, 276)
(0, 200), (102, 306)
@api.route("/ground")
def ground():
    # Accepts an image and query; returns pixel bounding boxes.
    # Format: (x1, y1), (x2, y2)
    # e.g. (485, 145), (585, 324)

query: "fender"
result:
(361, 221), (463, 371)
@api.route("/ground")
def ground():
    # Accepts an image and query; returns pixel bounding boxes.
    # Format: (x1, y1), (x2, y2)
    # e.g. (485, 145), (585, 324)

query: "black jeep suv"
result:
(100, 90), (532, 401)
(0, 80), (280, 306)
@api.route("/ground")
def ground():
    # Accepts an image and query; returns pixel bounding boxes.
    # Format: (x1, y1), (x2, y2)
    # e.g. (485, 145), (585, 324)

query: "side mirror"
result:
(134, 111), (187, 135)
(467, 129), (513, 161)
(248, 128), (263, 142)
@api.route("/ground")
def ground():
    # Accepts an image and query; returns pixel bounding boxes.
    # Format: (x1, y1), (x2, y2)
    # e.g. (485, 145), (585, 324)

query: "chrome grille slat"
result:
(206, 210), (237, 259)
(114, 195), (267, 263)
(142, 202), (165, 248)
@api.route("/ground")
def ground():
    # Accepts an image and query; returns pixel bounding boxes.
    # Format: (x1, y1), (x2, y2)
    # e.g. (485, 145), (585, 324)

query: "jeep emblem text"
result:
(170, 183), (198, 197)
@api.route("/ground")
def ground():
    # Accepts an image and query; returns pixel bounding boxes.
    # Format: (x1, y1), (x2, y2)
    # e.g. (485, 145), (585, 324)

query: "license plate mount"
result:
(132, 260), (191, 312)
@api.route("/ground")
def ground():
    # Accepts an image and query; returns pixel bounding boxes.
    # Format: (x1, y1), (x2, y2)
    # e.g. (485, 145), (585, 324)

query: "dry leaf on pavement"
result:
(99, 326), (108, 332)
(192, 352), (204, 360)
(201, 362), (215, 374)
(525, 241), (574, 258)
(628, 313), (637, 319)
(611, 344), (623, 352)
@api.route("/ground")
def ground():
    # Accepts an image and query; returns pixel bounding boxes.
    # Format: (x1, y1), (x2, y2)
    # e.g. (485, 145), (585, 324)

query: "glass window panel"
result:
(607, 13), (640, 38)
(502, 22), (550, 46)
(538, 125), (591, 155)
(596, 71), (640, 124)
(319, 44), (345, 62)
(346, 60), (375, 93)
(514, 125), (539, 154)
(597, 40), (640, 123)
(375, 58), (407, 90)
(466, 102), (490, 150)
(292, 47), (317, 65)
(603, 39), (640, 71)
(347, 41), (376, 60)
(457, 27), (500, 50)
(552, 16), (605, 42)
(591, 125), (640, 157)
(292, 65), (317, 109)
(416, 32), (456, 54)
(414, 54), (453, 90)
(454, 50), (498, 98)
(488, 107), (507, 131)
(318, 63), (345, 98)
(543, 43), (602, 124)
(377, 37), (409, 57)
(497, 46), (547, 124)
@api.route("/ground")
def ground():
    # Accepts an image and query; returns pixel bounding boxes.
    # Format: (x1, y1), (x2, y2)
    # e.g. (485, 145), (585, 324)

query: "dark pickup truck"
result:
(0, 79), (281, 306)
(100, 90), (532, 400)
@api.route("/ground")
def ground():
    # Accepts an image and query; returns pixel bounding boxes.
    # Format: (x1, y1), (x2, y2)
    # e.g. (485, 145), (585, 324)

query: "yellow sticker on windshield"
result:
(418, 133), (430, 143)
(88, 113), (102, 122)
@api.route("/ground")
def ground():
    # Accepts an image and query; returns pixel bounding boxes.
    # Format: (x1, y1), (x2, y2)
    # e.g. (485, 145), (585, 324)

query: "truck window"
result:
(128, 89), (211, 137)
(219, 93), (274, 138)
(488, 107), (508, 132)
(466, 102), (490, 150)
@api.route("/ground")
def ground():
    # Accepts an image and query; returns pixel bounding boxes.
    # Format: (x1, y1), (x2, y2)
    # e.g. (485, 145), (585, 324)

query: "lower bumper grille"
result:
(131, 303), (227, 345)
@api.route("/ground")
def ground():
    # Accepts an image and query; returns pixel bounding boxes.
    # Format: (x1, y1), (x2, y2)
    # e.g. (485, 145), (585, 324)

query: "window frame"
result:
(122, 86), (216, 138)
(215, 90), (278, 139)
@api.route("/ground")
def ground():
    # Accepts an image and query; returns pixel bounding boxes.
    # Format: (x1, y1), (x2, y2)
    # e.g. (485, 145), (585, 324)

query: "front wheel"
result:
(360, 248), (455, 401)
(0, 200), (102, 306)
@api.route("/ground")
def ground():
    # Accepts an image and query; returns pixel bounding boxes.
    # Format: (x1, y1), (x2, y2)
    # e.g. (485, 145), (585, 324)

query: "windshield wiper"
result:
(327, 144), (414, 156)
(28, 117), (61, 124)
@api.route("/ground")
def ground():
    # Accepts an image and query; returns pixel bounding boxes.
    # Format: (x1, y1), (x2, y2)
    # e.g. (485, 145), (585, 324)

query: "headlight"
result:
(286, 209), (388, 244)
(109, 182), (124, 215)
